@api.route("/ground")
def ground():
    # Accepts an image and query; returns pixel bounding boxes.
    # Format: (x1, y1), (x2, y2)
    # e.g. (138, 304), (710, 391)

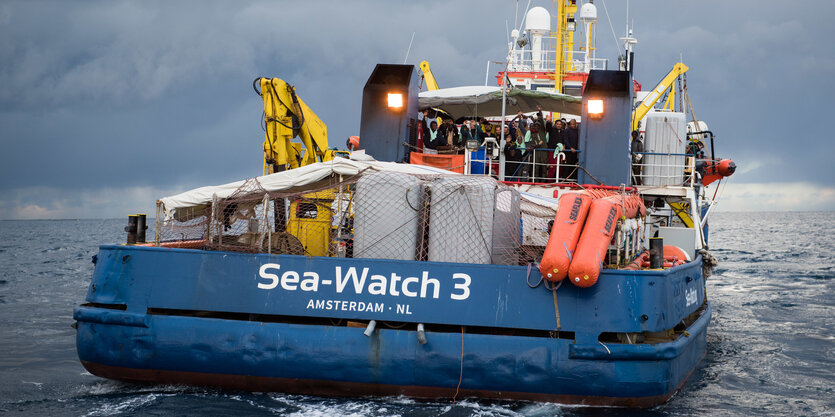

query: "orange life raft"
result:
(539, 189), (613, 282)
(541, 191), (645, 288)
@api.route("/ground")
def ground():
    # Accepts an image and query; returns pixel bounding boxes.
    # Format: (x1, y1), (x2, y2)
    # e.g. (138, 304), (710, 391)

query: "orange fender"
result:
(702, 158), (736, 186)
(663, 245), (691, 263)
(539, 192), (593, 282)
(568, 197), (623, 287)
(624, 251), (649, 270)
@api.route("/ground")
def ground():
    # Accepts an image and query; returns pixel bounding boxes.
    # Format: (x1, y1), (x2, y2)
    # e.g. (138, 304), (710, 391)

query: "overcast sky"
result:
(1, 0), (833, 219)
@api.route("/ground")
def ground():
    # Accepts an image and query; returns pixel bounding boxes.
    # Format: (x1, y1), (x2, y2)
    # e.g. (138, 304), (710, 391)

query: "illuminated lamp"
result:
(387, 93), (403, 108)
(587, 99), (604, 118)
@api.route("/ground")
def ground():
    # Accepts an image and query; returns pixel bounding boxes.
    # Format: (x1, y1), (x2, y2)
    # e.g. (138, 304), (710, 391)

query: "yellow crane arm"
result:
(255, 77), (334, 174)
(631, 62), (689, 132)
(419, 60), (440, 91)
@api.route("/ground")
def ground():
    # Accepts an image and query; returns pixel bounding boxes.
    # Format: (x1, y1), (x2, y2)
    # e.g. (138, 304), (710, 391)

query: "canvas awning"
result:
(418, 86), (582, 119)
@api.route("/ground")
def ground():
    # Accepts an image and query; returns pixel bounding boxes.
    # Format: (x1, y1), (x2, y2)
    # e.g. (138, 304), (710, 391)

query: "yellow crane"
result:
(254, 77), (335, 175)
(419, 60), (440, 91)
(253, 77), (341, 256)
(631, 62), (689, 132)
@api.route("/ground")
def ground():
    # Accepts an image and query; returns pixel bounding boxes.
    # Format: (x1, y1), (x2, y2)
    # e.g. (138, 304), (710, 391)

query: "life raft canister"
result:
(539, 192), (593, 282)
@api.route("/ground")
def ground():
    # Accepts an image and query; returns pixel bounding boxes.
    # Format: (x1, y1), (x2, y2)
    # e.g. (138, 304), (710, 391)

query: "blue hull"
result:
(75, 245), (710, 407)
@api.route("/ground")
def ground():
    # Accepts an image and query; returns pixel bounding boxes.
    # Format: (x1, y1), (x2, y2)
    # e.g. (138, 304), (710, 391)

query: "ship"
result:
(74, 2), (736, 407)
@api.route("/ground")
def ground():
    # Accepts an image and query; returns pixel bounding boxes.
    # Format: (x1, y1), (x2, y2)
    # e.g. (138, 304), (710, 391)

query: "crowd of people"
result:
(416, 107), (581, 182)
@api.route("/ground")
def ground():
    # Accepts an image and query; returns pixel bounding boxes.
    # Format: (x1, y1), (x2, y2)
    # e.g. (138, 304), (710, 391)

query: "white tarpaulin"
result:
(159, 156), (452, 222)
(419, 86), (582, 119)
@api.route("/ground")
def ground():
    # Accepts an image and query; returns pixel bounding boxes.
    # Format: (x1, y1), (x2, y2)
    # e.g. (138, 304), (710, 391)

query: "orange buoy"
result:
(347, 136), (360, 151)
(539, 192), (593, 282)
(702, 158), (736, 186)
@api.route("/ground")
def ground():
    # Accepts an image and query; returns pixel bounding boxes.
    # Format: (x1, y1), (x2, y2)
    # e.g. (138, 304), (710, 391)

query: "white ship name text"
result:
(256, 264), (471, 300)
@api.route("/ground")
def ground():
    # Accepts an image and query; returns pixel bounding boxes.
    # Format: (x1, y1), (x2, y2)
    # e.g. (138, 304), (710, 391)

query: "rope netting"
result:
(155, 171), (554, 265)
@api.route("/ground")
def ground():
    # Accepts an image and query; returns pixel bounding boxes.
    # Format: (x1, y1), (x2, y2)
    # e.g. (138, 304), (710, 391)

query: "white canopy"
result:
(159, 156), (451, 222)
(419, 86), (582, 119)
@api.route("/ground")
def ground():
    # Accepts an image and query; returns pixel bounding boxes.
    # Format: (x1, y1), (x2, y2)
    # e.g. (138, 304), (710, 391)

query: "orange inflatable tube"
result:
(567, 194), (645, 287)
(539, 192), (593, 282)
(662, 245), (690, 262)
(568, 197), (622, 287)
(539, 189), (617, 282)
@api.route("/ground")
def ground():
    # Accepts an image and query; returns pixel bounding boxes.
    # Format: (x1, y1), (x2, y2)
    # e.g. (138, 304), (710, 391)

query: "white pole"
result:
(499, 73), (508, 181)
(499, 0), (531, 181)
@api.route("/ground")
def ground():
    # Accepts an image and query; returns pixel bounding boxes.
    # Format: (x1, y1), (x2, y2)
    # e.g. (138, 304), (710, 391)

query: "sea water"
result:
(0, 213), (833, 416)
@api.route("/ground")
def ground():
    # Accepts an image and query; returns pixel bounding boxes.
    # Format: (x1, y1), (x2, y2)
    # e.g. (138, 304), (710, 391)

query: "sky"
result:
(1, 0), (833, 219)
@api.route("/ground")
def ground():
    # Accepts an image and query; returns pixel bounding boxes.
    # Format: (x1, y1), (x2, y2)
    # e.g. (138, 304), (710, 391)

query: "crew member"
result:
(630, 130), (644, 185)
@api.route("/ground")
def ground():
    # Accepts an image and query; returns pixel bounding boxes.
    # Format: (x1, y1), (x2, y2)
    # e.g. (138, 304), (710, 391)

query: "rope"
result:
(526, 262), (544, 288)
(665, 121), (684, 144)
(599, 0), (623, 57)
(552, 287), (562, 331)
(576, 165), (604, 185)
(453, 326), (464, 403)
(462, 186), (493, 256)
(698, 248), (718, 278)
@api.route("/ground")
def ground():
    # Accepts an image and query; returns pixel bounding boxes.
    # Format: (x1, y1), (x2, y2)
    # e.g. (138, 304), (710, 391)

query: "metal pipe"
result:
(363, 320), (377, 337)
(649, 237), (663, 269)
(416, 323), (427, 345)
(154, 201), (162, 247)
(498, 73), (508, 181)
(125, 215), (138, 245)
(136, 214), (147, 243)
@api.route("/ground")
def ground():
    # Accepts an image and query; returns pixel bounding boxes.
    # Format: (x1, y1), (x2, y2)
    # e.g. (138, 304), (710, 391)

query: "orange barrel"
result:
(539, 192), (593, 282)
(567, 196), (623, 287)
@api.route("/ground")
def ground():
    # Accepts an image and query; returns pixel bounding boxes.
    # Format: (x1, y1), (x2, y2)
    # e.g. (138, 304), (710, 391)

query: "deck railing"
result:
(632, 152), (697, 187)
(467, 148), (580, 183)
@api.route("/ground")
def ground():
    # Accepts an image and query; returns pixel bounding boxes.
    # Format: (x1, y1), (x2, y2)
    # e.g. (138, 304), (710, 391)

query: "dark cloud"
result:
(0, 0), (833, 218)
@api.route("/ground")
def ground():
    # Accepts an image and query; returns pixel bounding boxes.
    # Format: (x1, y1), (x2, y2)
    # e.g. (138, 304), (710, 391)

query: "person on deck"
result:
(525, 122), (548, 181)
(423, 120), (440, 153)
(417, 109), (431, 151)
(563, 119), (580, 181)
(631, 129), (644, 185)
(513, 111), (531, 132)
(461, 120), (483, 145)
(504, 124), (526, 181)
(547, 119), (566, 181)
(434, 118), (459, 153)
